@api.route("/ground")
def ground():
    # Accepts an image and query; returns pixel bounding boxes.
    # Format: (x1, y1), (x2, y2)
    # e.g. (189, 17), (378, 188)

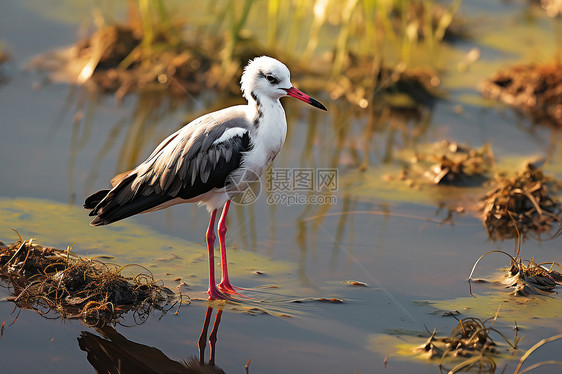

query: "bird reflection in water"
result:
(78, 306), (225, 374)
(197, 306), (223, 368)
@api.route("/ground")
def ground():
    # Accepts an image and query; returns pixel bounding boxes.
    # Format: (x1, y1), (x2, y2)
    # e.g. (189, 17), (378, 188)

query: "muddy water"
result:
(1, 1), (561, 373)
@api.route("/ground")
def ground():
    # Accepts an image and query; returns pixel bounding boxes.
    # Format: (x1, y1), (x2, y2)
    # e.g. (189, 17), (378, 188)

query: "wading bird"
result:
(84, 56), (327, 300)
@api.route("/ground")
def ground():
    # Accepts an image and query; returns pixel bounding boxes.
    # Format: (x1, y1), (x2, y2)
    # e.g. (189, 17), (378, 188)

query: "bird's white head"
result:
(240, 56), (291, 102)
(240, 56), (327, 111)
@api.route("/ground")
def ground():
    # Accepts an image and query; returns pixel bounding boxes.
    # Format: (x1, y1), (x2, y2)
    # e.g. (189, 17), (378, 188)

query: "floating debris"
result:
(0, 238), (177, 327)
(345, 280), (368, 287)
(479, 62), (562, 128)
(316, 297), (344, 304)
(292, 297), (344, 304)
(480, 163), (561, 240)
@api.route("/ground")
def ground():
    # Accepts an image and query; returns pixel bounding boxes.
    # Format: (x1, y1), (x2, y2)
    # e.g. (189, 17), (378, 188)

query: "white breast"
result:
(244, 100), (287, 175)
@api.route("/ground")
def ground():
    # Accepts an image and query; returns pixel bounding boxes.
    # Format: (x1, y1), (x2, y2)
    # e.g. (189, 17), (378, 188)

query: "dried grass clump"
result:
(423, 141), (494, 186)
(0, 237), (177, 327)
(73, 24), (213, 98)
(30, 25), (213, 101)
(392, 141), (494, 188)
(481, 163), (561, 241)
(503, 257), (562, 296)
(329, 61), (442, 114)
(479, 62), (562, 128)
(415, 315), (518, 373)
(468, 247), (561, 297)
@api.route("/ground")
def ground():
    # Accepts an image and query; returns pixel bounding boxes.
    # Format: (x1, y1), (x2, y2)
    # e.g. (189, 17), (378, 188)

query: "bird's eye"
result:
(265, 75), (279, 85)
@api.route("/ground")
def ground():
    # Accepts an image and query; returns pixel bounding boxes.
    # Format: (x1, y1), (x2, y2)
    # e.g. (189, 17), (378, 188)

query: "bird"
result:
(84, 56), (327, 300)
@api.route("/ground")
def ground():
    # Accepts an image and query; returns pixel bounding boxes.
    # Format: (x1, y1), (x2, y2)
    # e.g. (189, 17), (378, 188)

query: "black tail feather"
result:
(88, 194), (172, 226)
(86, 174), (173, 226)
(84, 189), (111, 210)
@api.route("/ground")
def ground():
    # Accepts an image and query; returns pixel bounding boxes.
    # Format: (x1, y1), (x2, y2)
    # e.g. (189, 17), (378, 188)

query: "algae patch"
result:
(0, 198), (292, 290)
(427, 294), (561, 324)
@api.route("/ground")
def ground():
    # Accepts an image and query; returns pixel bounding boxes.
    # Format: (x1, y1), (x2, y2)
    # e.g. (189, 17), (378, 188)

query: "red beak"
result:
(283, 87), (327, 111)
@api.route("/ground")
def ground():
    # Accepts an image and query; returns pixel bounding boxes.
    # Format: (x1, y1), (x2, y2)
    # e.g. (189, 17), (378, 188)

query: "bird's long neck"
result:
(247, 91), (286, 130)
(245, 91), (287, 165)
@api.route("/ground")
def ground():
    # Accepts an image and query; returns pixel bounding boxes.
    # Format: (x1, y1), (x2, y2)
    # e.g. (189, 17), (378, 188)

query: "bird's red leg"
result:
(216, 201), (244, 296)
(206, 209), (226, 300)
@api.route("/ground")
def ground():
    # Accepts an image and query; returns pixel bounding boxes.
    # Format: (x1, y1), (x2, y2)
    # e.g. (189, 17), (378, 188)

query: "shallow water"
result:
(1, 1), (562, 373)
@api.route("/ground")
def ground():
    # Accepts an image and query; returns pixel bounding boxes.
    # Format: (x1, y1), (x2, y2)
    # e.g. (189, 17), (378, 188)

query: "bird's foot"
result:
(218, 280), (250, 299)
(207, 286), (230, 300)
